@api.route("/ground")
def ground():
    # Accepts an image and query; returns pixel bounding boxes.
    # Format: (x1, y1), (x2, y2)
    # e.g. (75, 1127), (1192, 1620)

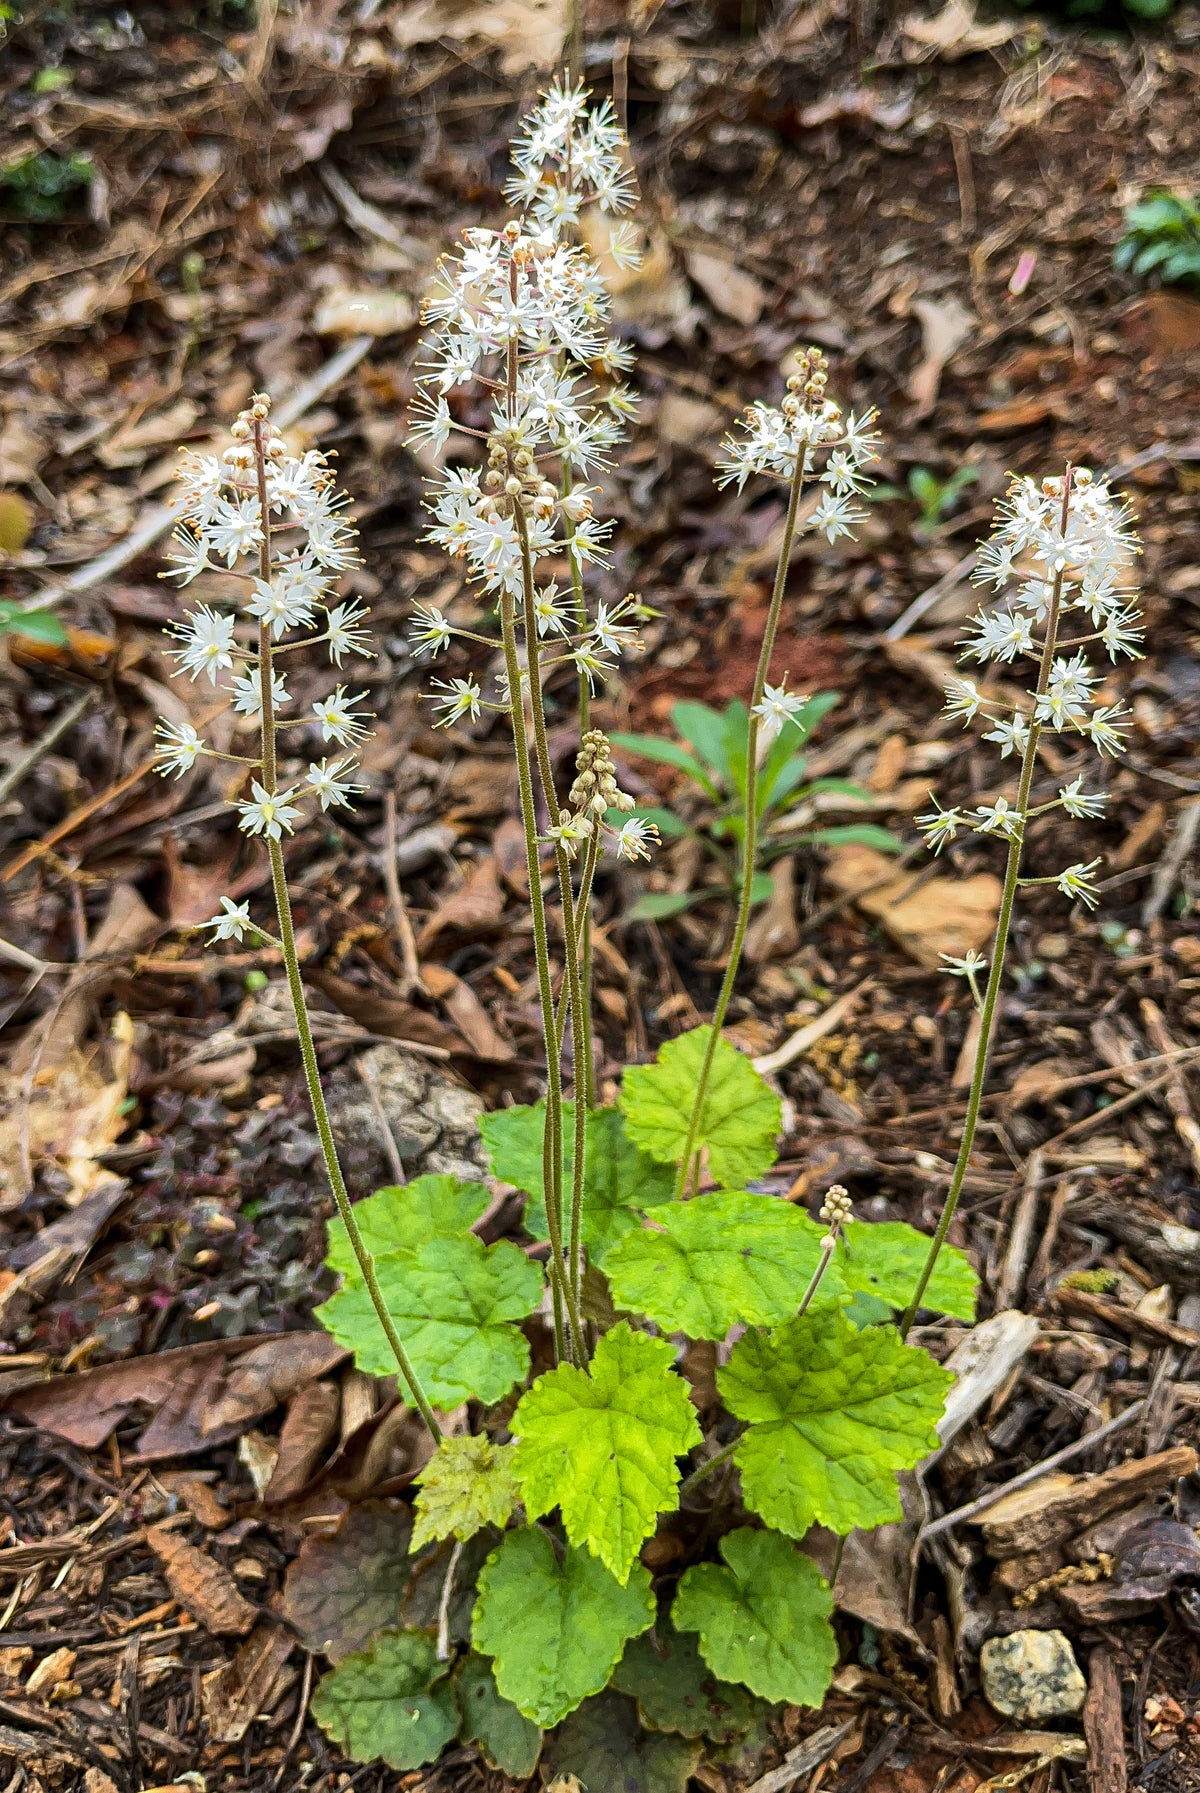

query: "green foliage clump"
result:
(611, 696), (900, 922)
(309, 1033), (976, 1780)
(1, 151), (94, 223)
(1115, 192), (1200, 288)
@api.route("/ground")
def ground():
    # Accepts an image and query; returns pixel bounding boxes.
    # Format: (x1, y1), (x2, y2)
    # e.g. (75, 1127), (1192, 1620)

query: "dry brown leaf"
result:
(744, 856), (799, 964)
(907, 294), (974, 418)
(0, 411), (46, 484)
(5, 1332), (347, 1454)
(584, 209), (691, 330)
(263, 1379), (341, 1505)
(282, 1501), (414, 1662)
(416, 855), (504, 950)
(0, 1011), (135, 1212)
(97, 398), (198, 469)
(657, 392), (725, 450)
(147, 1527), (257, 1636)
(824, 844), (1000, 967)
(157, 1472), (230, 1530)
(420, 963), (515, 1062)
(312, 289), (416, 338)
(684, 249), (765, 327)
(390, 0), (565, 73)
(201, 1624), (294, 1744)
(903, 0), (1023, 59)
(304, 969), (462, 1054)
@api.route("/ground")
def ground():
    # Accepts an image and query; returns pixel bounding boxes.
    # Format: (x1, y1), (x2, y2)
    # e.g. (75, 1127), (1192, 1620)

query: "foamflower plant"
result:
(154, 394), (442, 1438)
(903, 466), (1142, 1332)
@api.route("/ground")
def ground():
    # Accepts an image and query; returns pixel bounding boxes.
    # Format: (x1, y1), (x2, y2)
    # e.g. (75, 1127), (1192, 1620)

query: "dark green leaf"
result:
(672, 1529), (836, 1708)
(612, 1624), (763, 1741)
(629, 890), (699, 922)
(310, 1631), (457, 1770)
(542, 1690), (701, 1793)
(453, 1653), (541, 1778)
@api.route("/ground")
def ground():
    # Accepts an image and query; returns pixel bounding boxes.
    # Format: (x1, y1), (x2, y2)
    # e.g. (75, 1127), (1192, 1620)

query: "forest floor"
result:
(2, 1), (1200, 1789)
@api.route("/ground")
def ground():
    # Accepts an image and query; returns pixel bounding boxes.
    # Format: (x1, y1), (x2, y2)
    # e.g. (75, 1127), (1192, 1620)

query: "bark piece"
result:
(1084, 1648), (1126, 1793)
(146, 1527), (257, 1636)
(1069, 1190), (1200, 1292)
(979, 1446), (1198, 1558)
(1055, 1285), (1200, 1350)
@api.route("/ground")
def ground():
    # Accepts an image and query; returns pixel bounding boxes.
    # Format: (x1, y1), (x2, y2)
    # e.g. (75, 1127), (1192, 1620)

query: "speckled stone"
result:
(980, 1629), (1087, 1723)
(325, 1042), (489, 1190)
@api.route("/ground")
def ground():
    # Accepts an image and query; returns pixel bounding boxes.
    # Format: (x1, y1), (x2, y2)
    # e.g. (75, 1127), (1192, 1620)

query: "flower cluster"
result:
(716, 350), (881, 732)
(548, 728), (658, 863)
(917, 468), (1142, 913)
(154, 395), (373, 938)
(407, 85), (651, 753)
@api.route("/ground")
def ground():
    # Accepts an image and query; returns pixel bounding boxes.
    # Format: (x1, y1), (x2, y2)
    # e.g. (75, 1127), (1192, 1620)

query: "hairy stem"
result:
(679, 1432), (743, 1498)
(516, 508), (590, 1320)
(250, 417), (441, 1438)
(900, 475), (1072, 1337)
(672, 458), (808, 1199)
(498, 578), (585, 1361)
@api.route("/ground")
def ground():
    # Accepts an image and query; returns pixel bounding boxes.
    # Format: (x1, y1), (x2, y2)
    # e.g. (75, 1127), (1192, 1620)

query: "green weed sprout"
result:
(1115, 190), (1200, 289)
(612, 694), (899, 923)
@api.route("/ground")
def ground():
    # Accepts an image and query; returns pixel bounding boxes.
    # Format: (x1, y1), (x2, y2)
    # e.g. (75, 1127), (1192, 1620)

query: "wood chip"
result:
(979, 1445), (1198, 1557)
(146, 1527), (257, 1636)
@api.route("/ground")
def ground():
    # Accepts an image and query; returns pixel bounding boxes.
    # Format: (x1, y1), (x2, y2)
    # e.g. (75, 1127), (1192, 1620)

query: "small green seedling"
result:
(1115, 191), (1200, 288)
(875, 465), (980, 534)
(611, 696), (899, 921)
(1, 151), (94, 223)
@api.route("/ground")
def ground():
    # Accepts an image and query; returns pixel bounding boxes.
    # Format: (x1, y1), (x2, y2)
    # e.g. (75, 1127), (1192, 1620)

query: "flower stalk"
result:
(903, 465), (1142, 1333)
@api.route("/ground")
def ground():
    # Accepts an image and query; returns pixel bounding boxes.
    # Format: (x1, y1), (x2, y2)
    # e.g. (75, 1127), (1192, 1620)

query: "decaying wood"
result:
(994, 1151), (1042, 1312)
(978, 1445), (1197, 1557)
(1069, 1190), (1200, 1291)
(1054, 1285), (1200, 1349)
(1084, 1649), (1126, 1793)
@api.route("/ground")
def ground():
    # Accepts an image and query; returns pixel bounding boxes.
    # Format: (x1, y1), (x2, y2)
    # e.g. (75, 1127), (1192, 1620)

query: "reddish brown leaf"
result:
(263, 1379), (341, 1506)
(147, 1526), (257, 1636)
(282, 1500), (413, 1662)
(201, 1624), (295, 1743)
(305, 969), (462, 1053)
(416, 855), (504, 950)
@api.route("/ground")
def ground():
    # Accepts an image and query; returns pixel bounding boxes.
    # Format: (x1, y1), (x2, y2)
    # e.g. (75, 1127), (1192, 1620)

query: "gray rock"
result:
(979, 1629), (1087, 1724)
(325, 1042), (489, 1192)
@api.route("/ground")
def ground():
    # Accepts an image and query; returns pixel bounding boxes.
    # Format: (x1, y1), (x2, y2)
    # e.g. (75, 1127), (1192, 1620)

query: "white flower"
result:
(1057, 858), (1102, 908)
(205, 897), (254, 942)
(312, 686), (371, 747)
(1059, 777), (1107, 819)
(236, 780), (302, 840)
(306, 757), (366, 811)
(615, 816), (660, 861)
(753, 682), (808, 741)
(155, 719), (204, 777)
(590, 601), (639, 658)
(431, 676), (482, 727)
(163, 526), (213, 586)
(175, 451), (225, 520)
(546, 815), (593, 857)
(572, 642), (615, 691)
(811, 490), (866, 545)
(965, 608), (1036, 663)
(982, 713), (1030, 759)
(231, 664), (289, 716)
(1087, 703), (1129, 757)
(1097, 604), (1143, 660)
(170, 605), (238, 684)
(322, 601), (373, 665)
(917, 801), (962, 852)
(972, 796), (1022, 840)
(943, 677), (982, 725)
(203, 495), (263, 566)
(248, 574), (316, 639)
(940, 950), (988, 978)
(408, 603), (453, 658)
(532, 581), (576, 637)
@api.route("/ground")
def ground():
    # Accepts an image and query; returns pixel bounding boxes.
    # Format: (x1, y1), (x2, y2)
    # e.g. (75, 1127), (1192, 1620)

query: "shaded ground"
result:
(2, 0), (1200, 1788)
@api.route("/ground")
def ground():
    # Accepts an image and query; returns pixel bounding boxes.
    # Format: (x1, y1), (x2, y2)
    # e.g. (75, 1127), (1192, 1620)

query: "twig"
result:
(920, 1399), (1145, 1541)
(382, 789), (423, 999)
(994, 1148), (1042, 1311)
(273, 1650), (314, 1789)
(356, 1055), (406, 1186)
(0, 690), (96, 807)
(1143, 796), (1200, 927)
(2, 754), (159, 884)
(21, 334), (373, 615)
(436, 1539), (463, 1662)
(1140, 998), (1200, 1177)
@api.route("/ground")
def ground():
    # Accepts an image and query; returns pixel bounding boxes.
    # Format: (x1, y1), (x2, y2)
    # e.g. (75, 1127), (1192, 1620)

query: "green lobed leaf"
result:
(411, 1433), (520, 1551)
(325, 1173), (491, 1276)
(672, 1529), (836, 1708)
(612, 1623), (763, 1741)
(480, 1103), (675, 1263)
(719, 1307), (952, 1538)
(837, 1220), (978, 1320)
(511, 1322), (701, 1584)
(603, 1191), (835, 1339)
(472, 1526), (654, 1728)
(542, 1689), (702, 1793)
(310, 1630), (458, 1770)
(315, 1233), (542, 1405)
(453, 1652), (541, 1779)
(621, 1026), (781, 1189)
